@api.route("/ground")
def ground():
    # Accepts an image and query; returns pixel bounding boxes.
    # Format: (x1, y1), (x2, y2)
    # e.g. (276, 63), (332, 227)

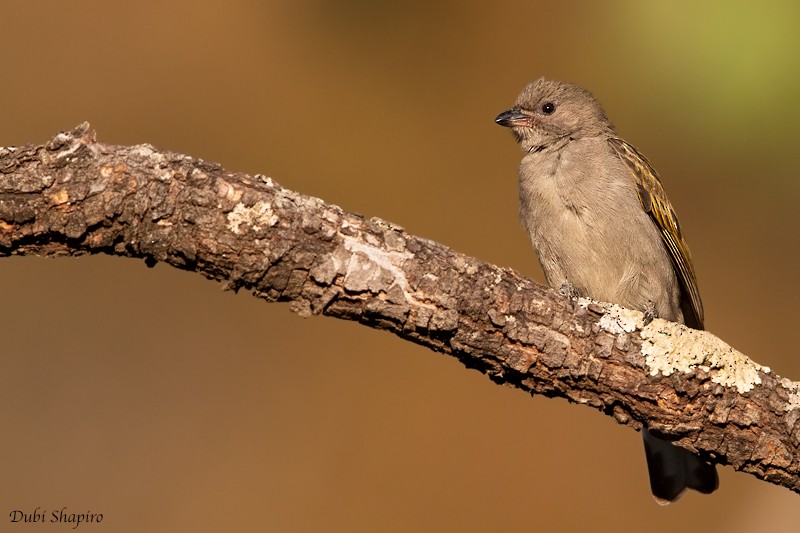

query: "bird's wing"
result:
(607, 137), (704, 329)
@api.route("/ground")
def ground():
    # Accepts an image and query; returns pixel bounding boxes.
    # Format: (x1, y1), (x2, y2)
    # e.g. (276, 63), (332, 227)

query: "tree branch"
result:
(2, 123), (798, 494)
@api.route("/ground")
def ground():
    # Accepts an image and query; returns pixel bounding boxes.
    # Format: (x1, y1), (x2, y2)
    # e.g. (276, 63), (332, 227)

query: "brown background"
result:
(1, 1), (798, 531)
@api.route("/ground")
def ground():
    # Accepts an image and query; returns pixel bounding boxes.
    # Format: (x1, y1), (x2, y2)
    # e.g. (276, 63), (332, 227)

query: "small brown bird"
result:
(495, 78), (718, 503)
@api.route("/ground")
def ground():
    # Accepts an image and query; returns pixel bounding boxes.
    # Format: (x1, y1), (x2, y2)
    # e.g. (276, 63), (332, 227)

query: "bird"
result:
(494, 78), (718, 503)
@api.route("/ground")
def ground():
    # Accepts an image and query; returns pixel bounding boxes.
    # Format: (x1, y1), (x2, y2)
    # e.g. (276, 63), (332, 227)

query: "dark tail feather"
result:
(642, 427), (718, 504)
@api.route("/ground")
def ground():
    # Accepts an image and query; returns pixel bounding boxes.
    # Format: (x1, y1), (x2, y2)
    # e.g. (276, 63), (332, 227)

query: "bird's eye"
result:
(541, 102), (556, 115)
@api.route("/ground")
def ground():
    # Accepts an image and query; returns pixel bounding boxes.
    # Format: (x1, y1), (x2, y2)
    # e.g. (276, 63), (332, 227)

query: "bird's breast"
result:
(517, 141), (679, 318)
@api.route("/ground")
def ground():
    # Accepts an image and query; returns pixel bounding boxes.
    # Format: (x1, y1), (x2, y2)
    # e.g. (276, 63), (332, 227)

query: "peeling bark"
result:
(1, 123), (798, 494)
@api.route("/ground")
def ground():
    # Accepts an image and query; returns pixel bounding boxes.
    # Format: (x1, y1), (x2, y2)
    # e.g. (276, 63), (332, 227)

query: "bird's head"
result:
(495, 78), (614, 152)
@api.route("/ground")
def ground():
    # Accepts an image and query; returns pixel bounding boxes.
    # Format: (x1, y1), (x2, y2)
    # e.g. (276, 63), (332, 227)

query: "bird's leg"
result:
(557, 282), (579, 299)
(643, 301), (658, 326)
(558, 282), (580, 313)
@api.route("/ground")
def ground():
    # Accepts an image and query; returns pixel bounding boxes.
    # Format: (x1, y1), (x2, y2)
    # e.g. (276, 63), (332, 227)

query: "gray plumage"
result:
(496, 78), (717, 503)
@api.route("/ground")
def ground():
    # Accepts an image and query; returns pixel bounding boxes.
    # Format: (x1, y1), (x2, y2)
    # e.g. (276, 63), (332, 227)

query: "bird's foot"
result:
(643, 301), (658, 326)
(558, 283), (580, 313)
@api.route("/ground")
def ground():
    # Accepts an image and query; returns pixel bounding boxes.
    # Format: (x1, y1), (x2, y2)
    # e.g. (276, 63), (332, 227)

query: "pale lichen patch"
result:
(342, 235), (412, 292)
(590, 299), (773, 396)
(226, 201), (278, 234)
(342, 252), (380, 292)
(778, 378), (800, 412)
(641, 320), (767, 394)
(130, 143), (158, 160)
(588, 300), (644, 334)
(340, 234), (441, 311)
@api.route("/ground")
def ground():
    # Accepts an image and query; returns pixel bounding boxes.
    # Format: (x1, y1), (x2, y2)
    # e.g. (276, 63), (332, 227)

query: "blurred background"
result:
(1, 1), (798, 531)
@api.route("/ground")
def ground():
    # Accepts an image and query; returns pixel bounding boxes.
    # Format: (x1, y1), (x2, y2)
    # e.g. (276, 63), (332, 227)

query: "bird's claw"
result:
(643, 302), (657, 326)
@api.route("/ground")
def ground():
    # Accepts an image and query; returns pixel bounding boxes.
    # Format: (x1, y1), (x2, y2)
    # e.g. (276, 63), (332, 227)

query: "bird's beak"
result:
(495, 108), (534, 128)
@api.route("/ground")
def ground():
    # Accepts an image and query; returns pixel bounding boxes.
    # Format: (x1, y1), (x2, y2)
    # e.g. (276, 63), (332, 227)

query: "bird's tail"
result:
(642, 427), (718, 504)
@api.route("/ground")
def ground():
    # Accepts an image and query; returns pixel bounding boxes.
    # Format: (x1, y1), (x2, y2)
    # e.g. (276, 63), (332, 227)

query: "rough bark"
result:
(1, 123), (798, 494)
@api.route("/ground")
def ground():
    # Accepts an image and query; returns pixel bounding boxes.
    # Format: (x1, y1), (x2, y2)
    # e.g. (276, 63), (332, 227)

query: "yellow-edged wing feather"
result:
(607, 138), (704, 329)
